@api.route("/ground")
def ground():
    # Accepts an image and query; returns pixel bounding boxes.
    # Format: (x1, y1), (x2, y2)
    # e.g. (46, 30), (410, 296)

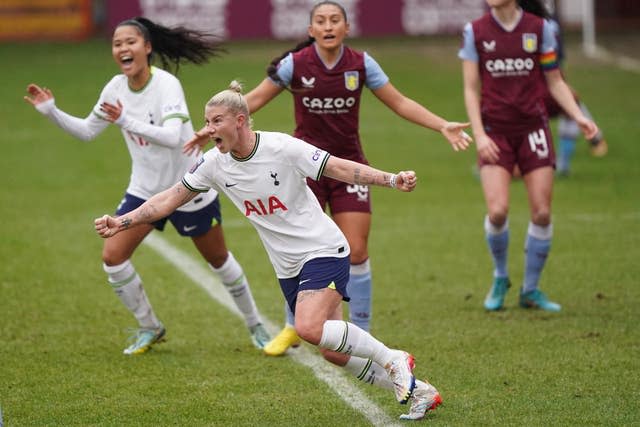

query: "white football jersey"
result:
(93, 67), (215, 211)
(182, 131), (350, 277)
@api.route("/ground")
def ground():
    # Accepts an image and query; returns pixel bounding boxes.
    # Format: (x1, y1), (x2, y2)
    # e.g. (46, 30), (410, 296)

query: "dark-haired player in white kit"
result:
(24, 17), (269, 355)
(95, 81), (442, 421)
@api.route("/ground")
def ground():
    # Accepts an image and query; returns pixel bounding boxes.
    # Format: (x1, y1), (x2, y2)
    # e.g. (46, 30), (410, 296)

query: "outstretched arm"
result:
(24, 83), (108, 141)
(323, 156), (417, 192)
(245, 78), (284, 114)
(94, 182), (198, 238)
(371, 82), (472, 151)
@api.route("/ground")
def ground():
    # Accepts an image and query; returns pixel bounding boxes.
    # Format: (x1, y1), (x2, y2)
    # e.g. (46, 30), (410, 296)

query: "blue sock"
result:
(348, 260), (372, 332)
(557, 137), (576, 173)
(523, 223), (552, 293)
(484, 216), (509, 278)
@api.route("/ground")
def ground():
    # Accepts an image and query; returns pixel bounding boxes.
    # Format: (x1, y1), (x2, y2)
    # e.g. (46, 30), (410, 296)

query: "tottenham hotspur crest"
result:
(344, 71), (359, 91)
(522, 33), (537, 53)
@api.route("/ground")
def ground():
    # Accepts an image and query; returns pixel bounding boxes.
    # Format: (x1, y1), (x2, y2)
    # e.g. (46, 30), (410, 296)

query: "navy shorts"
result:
(115, 193), (222, 237)
(278, 256), (351, 314)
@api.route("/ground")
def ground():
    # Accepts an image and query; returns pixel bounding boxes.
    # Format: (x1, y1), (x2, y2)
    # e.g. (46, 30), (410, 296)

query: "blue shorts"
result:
(115, 193), (221, 237)
(278, 256), (351, 314)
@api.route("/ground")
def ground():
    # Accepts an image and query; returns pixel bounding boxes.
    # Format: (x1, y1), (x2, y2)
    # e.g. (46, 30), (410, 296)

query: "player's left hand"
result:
(441, 122), (473, 151)
(395, 171), (417, 192)
(100, 100), (124, 123)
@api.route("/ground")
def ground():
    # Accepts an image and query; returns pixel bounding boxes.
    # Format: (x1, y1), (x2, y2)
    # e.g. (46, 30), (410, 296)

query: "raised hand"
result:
(24, 83), (54, 106)
(183, 125), (210, 156)
(441, 122), (473, 151)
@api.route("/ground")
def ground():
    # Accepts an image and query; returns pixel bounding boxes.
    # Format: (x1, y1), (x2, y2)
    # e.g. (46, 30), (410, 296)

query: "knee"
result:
(294, 319), (322, 346)
(531, 209), (551, 226)
(348, 243), (368, 265)
(191, 231), (229, 268)
(102, 247), (127, 266)
(487, 209), (508, 227)
(207, 252), (229, 269)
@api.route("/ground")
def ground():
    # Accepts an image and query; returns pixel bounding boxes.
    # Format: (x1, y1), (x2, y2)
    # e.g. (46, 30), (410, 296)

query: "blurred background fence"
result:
(1, 0), (639, 43)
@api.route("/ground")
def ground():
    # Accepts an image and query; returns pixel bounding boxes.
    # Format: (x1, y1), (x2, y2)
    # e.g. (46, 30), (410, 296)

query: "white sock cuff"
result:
(209, 251), (244, 285)
(319, 320), (347, 351)
(350, 258), (371, 275)
(103, 260), (137, 286)
(102, 259), (132, 274)
(527, 222), (553, 240)
(484, 215), (508, 235)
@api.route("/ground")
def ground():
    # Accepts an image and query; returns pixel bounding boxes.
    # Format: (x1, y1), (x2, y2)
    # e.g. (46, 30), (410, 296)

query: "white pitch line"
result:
(586, 45), (640, 73)
(143, 232), (402, 427)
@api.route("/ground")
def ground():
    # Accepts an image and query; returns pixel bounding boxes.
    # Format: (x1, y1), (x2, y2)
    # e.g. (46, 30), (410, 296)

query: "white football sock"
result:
(210, 252), (260, 327)
(103, 260), (161, 329)
(344, 356), (394, 390)
(319, 320), (396, 367)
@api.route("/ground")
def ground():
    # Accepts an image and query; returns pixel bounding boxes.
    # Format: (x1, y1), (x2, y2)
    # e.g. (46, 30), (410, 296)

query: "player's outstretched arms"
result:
(323, 156), (417, 192)
(94, 182), (198, 238)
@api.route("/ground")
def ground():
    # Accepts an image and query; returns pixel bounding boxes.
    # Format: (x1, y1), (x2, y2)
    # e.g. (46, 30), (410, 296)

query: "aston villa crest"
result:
(522, 33), (537, 53)
(344, 71), (359, 91)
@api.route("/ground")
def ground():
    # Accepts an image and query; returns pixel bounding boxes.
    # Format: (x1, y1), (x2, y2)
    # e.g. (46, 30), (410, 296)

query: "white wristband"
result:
(389, 174), (397, 189)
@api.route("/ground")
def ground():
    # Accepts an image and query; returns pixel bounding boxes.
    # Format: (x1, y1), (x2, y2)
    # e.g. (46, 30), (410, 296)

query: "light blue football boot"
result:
(484, 277), (511, 311)
(123, 326), (166, 355)
(248, 323), (271, 350)
(519, 289), (561, 312)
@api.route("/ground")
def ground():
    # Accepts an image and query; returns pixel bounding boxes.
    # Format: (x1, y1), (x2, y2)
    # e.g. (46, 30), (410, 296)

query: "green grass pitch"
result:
(1, 35), (639, 425)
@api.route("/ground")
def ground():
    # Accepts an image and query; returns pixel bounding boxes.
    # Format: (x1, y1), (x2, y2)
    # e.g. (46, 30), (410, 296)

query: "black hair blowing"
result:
(266, 37), (315, 90)
(517, 0), (551, 19)
(119, 17), (225, 74)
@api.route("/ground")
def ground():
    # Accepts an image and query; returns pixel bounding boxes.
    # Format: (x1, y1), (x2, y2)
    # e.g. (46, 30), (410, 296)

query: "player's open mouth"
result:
(323, 35), (336, 40)
(120, 55), (134, 66)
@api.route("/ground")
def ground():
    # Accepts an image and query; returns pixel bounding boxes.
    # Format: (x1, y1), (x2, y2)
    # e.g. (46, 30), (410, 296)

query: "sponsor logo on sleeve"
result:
(189, 157), (205, 173)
